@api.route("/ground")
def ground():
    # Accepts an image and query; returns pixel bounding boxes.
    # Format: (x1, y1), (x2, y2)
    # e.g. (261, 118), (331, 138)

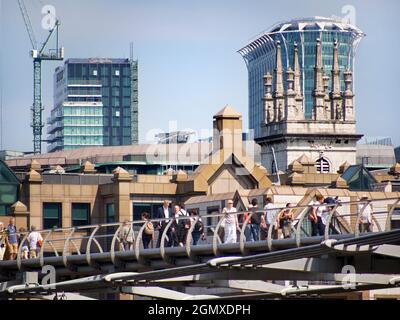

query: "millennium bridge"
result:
(0, 197), (399, 300)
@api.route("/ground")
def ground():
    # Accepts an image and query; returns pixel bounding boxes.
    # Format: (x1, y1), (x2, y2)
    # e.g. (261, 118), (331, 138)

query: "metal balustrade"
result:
(1, 197), (399, 274)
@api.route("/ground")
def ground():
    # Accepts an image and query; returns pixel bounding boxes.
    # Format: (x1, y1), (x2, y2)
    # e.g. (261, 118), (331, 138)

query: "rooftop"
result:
(238, 16), (365, 57)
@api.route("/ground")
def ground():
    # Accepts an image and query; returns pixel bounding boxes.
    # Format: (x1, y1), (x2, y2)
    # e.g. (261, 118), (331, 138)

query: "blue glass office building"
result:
(47, 58), (138, 152)
(239, 17), (364, 139)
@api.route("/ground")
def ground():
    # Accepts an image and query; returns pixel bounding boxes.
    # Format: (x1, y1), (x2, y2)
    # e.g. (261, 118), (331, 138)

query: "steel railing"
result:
(1, 196), (398, 271)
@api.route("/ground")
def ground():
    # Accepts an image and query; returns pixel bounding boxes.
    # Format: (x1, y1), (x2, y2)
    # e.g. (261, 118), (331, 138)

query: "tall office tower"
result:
(238, 17), (364, 139)
(47, 58), (138, 152)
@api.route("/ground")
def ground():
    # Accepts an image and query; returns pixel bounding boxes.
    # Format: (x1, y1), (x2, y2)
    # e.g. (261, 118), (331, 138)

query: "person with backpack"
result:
(141, 212), (154, 249)
(248, 198), (261, 241)
(189, 210), (204, 245)
(27, 226), (43, 259)
(278, 203), (294, 239)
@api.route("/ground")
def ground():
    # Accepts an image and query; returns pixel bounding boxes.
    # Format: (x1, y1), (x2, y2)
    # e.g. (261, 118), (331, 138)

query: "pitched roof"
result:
(213, 105), (242, 119)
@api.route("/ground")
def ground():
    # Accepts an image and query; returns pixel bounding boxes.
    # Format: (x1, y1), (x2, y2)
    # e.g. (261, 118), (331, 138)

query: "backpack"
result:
(194, 220), (203, 232)
(144, 221), (154, 235)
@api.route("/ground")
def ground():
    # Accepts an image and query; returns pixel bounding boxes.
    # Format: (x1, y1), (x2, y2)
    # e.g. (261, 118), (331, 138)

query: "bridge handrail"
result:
(9, 196), (399, 265)
(12, 197), (400, 237)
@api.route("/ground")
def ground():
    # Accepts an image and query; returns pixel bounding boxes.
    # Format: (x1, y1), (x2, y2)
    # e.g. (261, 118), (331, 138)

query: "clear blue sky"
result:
(0, 0), (399, 152)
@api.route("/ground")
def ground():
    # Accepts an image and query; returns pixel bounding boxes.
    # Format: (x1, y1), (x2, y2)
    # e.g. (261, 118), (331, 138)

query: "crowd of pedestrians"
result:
(1, 195), (375, 259)
(217, 193), (374, 244)
(0, 218), (43, 261)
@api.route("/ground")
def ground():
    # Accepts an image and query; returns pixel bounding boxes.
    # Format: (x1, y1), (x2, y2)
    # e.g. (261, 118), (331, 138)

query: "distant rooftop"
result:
(358, 137), (393, 146)
(5, 142), (213, 168)
(65, 58), (130, 64)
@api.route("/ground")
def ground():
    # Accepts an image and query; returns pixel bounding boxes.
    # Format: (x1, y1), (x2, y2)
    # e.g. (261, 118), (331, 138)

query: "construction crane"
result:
(17, 0), (64, 154)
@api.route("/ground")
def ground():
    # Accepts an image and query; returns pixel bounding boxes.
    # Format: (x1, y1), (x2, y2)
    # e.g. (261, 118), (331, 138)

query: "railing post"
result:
(355, 201), (370, 238)
(323, 204), (340, 241)
(110, 223), (123, 266)
(135, 222), (148, 265)
(16, 232), (29, 271)
(185, 215), (199, 260)
(239, 212), (253, 255)
(62, 228), (76, 268)
(39, 229), (54, 267)
(160, 218), (175, 263)
(212, 215), (225, 257)
(295, 205), (312, 247)
(266, 217), (278, 252)
(86, 226), (100, 267)
(385, 199), (400, 232)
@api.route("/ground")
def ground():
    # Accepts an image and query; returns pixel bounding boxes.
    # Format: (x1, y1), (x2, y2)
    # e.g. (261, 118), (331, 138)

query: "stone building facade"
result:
(256, 39), (362, 174)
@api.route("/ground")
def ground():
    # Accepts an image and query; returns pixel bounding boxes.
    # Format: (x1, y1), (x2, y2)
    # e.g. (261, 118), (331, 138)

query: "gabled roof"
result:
(178, 150), (271, 194)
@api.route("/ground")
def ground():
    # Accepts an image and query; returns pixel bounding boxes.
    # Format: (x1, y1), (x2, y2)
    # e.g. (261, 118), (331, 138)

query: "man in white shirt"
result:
(262, 196), (278, 240)
(27, 226), (43, 259)
(222, 200), (239, 244)
(358, 195), (373, 233)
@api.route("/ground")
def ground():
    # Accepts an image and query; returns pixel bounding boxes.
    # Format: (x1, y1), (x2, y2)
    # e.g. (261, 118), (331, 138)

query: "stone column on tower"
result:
(273, 41), (285, 121)
(293, 43), (304, 119)
(330, 39), (343, 120)
(262, 73), (274, 123)
(343, 69), (355, 121)
(312, 39), (327, 120)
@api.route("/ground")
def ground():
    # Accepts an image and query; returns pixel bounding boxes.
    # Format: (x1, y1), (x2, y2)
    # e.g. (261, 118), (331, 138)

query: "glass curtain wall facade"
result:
(238, 17), (364, 139)
(47, 58), (138, 152)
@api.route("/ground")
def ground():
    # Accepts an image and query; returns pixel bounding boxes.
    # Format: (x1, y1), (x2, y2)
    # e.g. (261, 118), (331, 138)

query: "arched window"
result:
(315, 157), (330, 173)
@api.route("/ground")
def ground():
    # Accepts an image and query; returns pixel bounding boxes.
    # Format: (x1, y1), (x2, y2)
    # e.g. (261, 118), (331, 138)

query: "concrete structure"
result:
(6, 142), (214, 175)
(256, 38), (362, 175)
(356, 137), (396, 169)
(47, 58), (138, 152)
(0, 150), (27, 161)
(239, 17), (364, 138)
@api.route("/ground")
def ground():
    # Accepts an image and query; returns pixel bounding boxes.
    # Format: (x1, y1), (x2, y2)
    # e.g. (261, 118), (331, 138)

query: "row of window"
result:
(67, 64), (130, 78)
(63, 106), (103, 116)
(43, 203), (90, 229)
(68, 87), (101, 95)
(64, 136), (103, 145)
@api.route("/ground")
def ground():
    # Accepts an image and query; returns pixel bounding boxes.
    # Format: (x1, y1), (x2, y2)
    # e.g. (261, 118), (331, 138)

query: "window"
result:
(132, 203), (162, 221)
(315, 157), (330, 173)
(0, 161), (20, 216)
(115, 70), (120, 76)
(43, 203), (62, 229)
(106, 203), (115, 223)
(72, 203), (90, 227)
